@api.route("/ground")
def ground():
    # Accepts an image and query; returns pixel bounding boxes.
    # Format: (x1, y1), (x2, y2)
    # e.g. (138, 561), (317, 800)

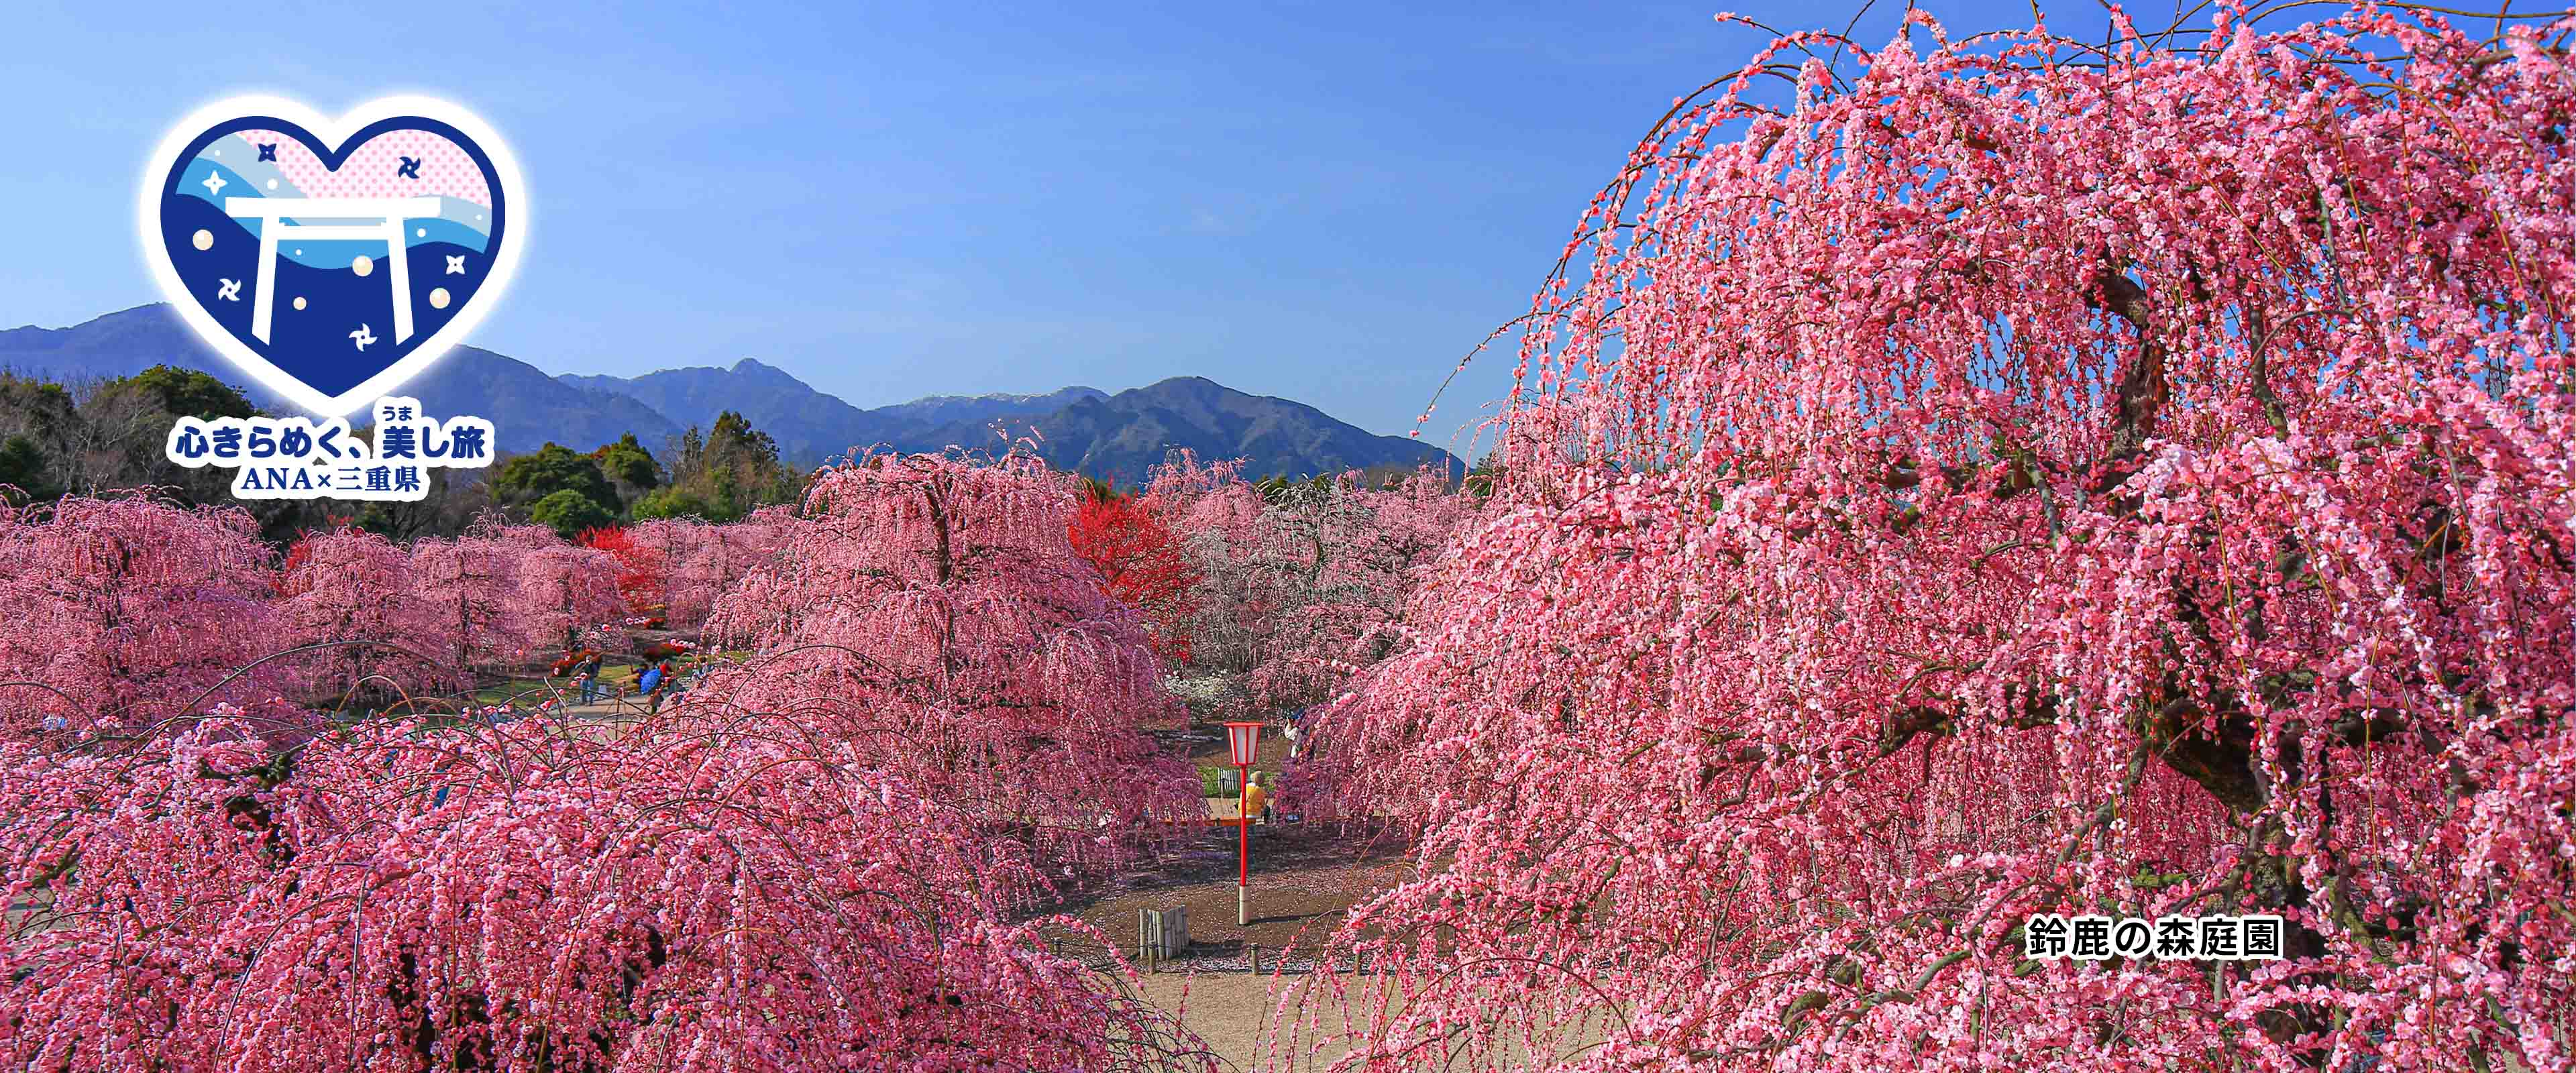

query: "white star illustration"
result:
(350, 323), (377, 351)
(201, 172), (227, 196)
(445, 256), (468, 275)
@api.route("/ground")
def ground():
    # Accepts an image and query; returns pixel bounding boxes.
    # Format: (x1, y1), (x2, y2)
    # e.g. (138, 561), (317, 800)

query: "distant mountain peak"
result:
(914, 376), (1459, 482)
(871, 386), (1112, 431)
(898, 386), (1108, 406)
(727, 357), (806, 386)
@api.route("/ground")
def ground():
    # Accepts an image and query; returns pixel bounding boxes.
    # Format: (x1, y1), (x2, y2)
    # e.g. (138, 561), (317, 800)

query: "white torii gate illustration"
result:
(224, 197), (442, 345)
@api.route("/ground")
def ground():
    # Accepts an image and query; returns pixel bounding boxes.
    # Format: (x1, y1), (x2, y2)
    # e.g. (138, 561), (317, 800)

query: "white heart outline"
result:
(136, 95), (526, 418)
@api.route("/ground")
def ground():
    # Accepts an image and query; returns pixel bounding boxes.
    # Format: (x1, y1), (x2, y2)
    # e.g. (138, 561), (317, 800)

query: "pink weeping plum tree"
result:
(1295, 7), (2575, 1073)
(0, 495), (297, 738)
(402, 522), (527, 683)
(279, 523), (430, 705)
(0, 703), (1210, 1072)
(704, 451), (1201, 880)
(400, 518), (625, 684)
(1144, 455), (1478, 718)
(1144, 453), (1271, 697)
(484, 521), (627, 657)
(1238, 467), (1479, 717)
(628, 508), (795, 634)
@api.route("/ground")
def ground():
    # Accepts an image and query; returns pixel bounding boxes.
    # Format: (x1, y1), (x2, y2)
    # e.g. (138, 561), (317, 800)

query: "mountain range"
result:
(0, 304), (1460, 480)
(553, 362), (1109, 468)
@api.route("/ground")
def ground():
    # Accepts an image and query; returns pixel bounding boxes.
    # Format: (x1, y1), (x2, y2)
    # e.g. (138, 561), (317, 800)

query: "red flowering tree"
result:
(1068, 482), (1202, 662)
(0, 496), (1206, 1071)
(707, 452), (1200, 878)
(577, 525), (667, 622)
(1295, 9), (2576, 1073)
(0, 495), (293, 736)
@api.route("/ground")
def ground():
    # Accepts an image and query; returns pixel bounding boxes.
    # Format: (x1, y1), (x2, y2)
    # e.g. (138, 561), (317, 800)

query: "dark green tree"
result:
(591, 433), (663, 501)
(1462, 459), (1505, 500)
(529, 488), (617, 538)
(629, 486), (720, 521)
(0, 435), (60, 504)
(493, 443), (623, 515)
(118, 365), (258, 421)
(0, 376), (80, 439)
(0, 375), (79, 498)
(659, 411), (801, 521)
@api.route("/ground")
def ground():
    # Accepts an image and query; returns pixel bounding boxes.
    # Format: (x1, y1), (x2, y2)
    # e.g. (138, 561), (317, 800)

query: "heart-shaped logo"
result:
(140, 96), (523, 418)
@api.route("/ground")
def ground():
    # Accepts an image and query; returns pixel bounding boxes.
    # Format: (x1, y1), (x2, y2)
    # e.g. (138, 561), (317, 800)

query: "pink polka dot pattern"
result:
(226, 129), (492, 209)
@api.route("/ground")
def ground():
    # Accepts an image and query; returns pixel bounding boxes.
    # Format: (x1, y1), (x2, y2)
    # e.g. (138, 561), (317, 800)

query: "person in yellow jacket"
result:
(1241, 771), (1269, 826)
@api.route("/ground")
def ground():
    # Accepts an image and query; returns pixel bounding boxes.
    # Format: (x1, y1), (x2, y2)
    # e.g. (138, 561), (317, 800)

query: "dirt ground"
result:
(1057, 722), (1560, 1071)
(1124, 971), (1395, 1072)
(1116, 971), (1615, 1072)
(1038, 821), (1417, 966)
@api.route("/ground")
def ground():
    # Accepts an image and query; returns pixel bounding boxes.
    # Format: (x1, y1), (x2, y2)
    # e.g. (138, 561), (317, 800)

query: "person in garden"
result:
(643, 659), (676, 714)
(574, 652), (604, 704)
(635, 661), (663, 706)
(1241, 771), (1268, 826)
(661, 663), (698, 707)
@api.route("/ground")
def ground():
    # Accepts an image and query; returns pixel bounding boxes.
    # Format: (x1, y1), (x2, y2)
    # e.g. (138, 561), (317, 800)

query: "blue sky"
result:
(3, 1), (2116, 450)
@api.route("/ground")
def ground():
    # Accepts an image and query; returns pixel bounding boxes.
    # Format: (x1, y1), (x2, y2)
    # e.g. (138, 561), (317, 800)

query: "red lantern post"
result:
(1224, 720), (1260, 925)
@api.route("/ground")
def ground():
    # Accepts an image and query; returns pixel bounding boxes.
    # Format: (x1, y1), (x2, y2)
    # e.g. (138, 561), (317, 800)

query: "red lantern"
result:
(1224, 722), (1260, 767)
